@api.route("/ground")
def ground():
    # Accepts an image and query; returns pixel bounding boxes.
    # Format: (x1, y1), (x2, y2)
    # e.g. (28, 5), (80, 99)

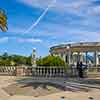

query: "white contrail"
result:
(24, 0), (56, 33)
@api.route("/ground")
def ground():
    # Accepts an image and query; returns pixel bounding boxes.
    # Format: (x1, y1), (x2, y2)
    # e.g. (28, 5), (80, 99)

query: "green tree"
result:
(36, 55), (66, 68)
(26, 56), (32, 66)
(2, 52), (8, 60)
(0, 9), (8, 32)
(0, 59), (10, 66)
(0, 53), (32, 66)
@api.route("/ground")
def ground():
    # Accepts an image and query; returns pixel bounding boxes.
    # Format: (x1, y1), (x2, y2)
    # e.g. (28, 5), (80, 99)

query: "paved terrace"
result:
(0, 76), (100, 100)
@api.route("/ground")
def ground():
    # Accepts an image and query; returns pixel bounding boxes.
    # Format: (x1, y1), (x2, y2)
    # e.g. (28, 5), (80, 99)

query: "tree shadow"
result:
(20, 82), (49, 90)
(15, 77), (92, 92)
(69, 78), (100, 86)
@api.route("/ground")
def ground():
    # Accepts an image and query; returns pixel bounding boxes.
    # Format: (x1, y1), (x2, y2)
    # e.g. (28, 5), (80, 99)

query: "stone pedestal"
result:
(16, 67), (25, 76)
(25, 68), (32, 76)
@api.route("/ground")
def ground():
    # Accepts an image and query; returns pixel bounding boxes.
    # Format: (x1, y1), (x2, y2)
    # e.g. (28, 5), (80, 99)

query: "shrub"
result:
(36, 55), (67, 69)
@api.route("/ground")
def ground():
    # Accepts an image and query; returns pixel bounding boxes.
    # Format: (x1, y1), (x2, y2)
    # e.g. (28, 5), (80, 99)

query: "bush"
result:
(36, 55), (67, 69)
(0, 53), (32, 66)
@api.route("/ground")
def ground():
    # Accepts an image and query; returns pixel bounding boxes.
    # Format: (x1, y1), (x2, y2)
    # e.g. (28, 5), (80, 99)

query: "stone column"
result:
(80, 52), (83, 62)
(67, 51), (71, 65)
(85, 52), (88, 65)
(71, 52), (74, 64)
(66, 45), (71, 65)
(77, 52), (80, 62)
(94, 51), (99, 67)
(63, 53), (66, 62)
(58, 53), (61, 58)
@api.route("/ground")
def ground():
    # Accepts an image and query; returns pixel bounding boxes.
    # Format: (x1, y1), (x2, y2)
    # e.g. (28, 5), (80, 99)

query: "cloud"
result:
(24, 0), (56, 33)
(88, 6), (100, 15)
(69, 31), (100, 42)
(15, 0), (100, 33)
(17, 38), (42, 43)
(17, 0), (52, 8)
(8, 27), (25, 33)
(0, 36), (43, 44)
(17, 0), (91, 16)
(0, 37), (8, 43)
(8, 0), (100, 43)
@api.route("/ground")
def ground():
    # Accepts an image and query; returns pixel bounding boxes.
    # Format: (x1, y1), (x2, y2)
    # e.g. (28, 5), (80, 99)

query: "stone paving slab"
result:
(8, 90), (100, 100)
(0, 76), (100, 100)
(0, 76), (16, 100)
(0, 88), (10, 100)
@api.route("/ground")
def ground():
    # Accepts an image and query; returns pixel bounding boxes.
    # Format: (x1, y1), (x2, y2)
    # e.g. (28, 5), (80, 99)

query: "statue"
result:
(32, 48), (36, 67)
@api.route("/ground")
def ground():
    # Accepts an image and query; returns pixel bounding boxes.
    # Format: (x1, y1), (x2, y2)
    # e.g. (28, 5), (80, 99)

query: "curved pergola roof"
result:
(50, 42), (100, 53)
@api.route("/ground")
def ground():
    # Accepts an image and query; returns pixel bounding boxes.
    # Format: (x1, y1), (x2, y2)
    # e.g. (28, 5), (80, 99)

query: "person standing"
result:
(79, 61), (83, 78)
(77, 61), (83, 78)
(77, 61), (80, 77)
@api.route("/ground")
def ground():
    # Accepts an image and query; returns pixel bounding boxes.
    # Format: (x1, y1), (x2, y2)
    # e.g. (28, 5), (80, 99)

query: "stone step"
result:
(65, 81), (100, 89)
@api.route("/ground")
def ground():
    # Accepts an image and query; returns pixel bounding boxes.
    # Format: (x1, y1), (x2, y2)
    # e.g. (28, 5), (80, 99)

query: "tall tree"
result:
(2, 52), (8, 60)
(0, 9), (8, 32)
(36, 55), (66, 67)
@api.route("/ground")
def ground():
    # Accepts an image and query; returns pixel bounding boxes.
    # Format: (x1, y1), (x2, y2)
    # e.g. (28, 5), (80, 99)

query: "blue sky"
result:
(0, 0), (100, 57)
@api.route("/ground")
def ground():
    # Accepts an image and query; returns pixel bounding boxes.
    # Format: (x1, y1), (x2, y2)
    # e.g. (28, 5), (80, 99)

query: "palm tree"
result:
(0, 9), (8, 32)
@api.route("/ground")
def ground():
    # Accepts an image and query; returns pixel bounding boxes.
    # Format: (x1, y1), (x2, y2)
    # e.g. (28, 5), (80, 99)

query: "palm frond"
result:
(0, 9), (7, 32)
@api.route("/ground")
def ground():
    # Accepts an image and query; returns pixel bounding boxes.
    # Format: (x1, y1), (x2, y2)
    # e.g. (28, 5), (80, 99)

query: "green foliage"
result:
(26, 56), (32, 66)
(36, 55), (66, 68)
(0, 52), (32, 66)
(0, 9), (8, 32)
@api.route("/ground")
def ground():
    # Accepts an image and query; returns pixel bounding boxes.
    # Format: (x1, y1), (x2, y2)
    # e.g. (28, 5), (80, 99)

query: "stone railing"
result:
(32, 66), (66, 77)
(0, 66), (33, 76)
(67, 66), (100, 78)
(0, 66), (16, 76)
(87, 67), (100, 78)
(0, 66), (100, 78)
(0, 66), (67, 77)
